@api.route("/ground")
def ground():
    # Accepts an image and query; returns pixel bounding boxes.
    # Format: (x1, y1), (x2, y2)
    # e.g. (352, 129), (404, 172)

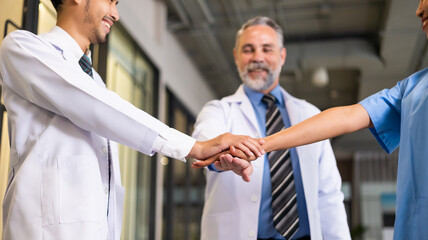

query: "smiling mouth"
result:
(103, 20), (111, 30)
(422, 17), (428, 30)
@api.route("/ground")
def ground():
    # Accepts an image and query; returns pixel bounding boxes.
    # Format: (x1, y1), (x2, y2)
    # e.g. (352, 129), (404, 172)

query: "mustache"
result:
(246, 62), (270, 72)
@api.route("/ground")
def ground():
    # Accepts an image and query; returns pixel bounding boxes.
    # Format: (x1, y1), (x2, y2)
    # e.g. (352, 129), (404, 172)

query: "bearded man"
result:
(192, 16), (351, 240)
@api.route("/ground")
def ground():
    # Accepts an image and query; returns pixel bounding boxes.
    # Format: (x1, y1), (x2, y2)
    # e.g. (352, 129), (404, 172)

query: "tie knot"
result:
(262, 94), (277, 106)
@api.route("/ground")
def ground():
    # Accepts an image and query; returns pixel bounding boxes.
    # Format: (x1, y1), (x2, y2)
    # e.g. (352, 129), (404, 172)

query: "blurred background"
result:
(0, 0), (424, 239)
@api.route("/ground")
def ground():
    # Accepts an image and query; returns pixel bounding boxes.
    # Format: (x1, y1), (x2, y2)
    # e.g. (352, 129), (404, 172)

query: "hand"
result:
(187, 133), (264, 161)
(214, 153), (254, 182)
(191, 146), (258, 168)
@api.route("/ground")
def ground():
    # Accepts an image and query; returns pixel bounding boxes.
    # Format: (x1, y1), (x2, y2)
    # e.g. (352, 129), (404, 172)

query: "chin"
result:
(94, 35), (107, 44)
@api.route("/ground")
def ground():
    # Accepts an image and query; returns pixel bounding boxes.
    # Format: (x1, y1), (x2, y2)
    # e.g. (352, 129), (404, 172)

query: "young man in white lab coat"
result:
(0, 0), (263, 239)
(192, 17), (351, 240)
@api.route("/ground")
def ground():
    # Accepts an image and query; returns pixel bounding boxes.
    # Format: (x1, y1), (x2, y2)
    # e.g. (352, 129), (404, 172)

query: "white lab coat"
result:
(0, 28), (195, 240)
(192, 85), (351, 240)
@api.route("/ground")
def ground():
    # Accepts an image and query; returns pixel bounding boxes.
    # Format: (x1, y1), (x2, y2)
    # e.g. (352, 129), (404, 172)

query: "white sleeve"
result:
(152, 128), (196, 161)
(0, 30), (195, 159)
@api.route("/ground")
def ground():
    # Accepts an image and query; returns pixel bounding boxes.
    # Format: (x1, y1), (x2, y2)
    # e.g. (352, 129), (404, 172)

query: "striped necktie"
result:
(78, 53), (112, 216)
(262, 94), (299, 239)
(78, 54), (93, 78)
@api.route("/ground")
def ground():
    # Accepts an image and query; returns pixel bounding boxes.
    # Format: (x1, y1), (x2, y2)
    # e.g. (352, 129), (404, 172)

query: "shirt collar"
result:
(47, 26), (91, 62)
(243, 84), (284, 106)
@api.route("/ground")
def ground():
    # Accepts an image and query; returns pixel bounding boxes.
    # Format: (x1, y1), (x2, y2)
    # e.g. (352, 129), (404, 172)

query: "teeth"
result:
(103, 21), (111, 29)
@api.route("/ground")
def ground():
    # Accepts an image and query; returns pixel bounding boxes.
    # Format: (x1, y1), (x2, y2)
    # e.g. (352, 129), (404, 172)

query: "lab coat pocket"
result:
(58, 155), (105, 224)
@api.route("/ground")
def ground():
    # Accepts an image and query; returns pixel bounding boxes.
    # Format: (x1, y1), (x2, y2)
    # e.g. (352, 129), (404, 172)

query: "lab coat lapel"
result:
(281, 88), (313, 165)
(226, 85), (261, 137)
(225, 86), (264, 170)
(281, 88), (318, 230)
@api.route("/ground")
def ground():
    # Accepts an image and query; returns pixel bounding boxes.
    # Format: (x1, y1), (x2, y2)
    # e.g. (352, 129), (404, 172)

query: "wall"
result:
(117, 0), (216, 117)
(116, 2), (215, 239)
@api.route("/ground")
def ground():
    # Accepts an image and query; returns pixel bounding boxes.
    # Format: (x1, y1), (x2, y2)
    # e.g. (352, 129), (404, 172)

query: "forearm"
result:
(262, 104), (371, 152)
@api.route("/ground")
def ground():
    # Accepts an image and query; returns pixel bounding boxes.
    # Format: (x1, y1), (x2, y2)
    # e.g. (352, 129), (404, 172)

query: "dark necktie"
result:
(262, 94), (299, 239)
(78, 54), (112, 215)
(78, 54), (93, 78)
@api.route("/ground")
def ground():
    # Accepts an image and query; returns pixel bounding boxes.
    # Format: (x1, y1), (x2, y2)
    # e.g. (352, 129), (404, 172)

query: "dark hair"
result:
(50, 0), (63, 11)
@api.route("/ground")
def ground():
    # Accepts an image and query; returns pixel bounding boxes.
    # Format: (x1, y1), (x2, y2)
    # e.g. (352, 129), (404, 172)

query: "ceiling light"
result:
(312, 67), (329, 87)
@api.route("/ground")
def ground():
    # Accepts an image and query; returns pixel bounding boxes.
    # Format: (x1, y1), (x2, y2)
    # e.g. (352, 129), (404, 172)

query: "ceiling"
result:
(162, 0), (427, 157)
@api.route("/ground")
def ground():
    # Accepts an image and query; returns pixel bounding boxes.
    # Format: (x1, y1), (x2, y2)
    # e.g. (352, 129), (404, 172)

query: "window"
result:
(106, 23), (159, 240)
(162, 90), (205, 240)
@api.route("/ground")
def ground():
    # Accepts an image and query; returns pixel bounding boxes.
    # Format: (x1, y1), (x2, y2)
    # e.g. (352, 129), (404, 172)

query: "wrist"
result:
(188, 141), (202, 159)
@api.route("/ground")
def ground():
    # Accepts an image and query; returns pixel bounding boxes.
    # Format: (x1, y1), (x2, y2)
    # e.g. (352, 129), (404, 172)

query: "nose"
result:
(251, 48), (264, 63)
(111, 5), (120, 21)
(417, 2), (423, 18)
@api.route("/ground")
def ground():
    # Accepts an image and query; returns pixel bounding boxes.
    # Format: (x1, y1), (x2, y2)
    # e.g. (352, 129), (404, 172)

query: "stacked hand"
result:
(188, 133), (265, 182)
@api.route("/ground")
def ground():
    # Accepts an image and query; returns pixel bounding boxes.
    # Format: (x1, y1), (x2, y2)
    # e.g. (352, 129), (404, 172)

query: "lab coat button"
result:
(251, 195), (258, 202)
(248, 230), (255, 238)
(102, 146), (108, 154)
(105, 187), (109, 194)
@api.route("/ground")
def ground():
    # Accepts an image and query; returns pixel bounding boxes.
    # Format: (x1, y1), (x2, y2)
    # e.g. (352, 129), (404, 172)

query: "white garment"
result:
(192, 85), (351, 240)
(0, 27), (195, 240)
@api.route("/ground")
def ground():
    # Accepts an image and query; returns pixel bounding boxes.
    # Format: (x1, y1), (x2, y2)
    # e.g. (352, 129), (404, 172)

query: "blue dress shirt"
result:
(244, 85), (310, 239)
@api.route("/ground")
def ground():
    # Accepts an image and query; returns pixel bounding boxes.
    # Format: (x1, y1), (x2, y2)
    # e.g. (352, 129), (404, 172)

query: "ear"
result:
(233, 48), (239, 66)
(61, 0), (82, 7)
(280, 47), (286, 66)
(70, 0), (83, 6)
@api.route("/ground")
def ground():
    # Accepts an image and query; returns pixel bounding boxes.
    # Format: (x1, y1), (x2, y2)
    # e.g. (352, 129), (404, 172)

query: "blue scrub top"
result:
(359, 67), (428, 240)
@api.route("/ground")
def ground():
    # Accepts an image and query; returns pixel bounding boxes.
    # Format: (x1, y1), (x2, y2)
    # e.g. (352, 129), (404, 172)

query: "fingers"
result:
(198, 152), (254, 183)
(234, 138), (263, 158)
(238, 158), (253, 182)
(214, 154), (233, 171)
(230, 157), (253, 182)
(219, 133), (264, 157)
(230, 146), (258, 161)
(191, 153), (218, 168)
(242, 137), (265, 157)
(230, 146), (247, 158)
(218, 154), (254, 182)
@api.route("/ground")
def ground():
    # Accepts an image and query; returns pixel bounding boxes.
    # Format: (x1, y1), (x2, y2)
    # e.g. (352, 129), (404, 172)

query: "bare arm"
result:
(262, 104), (372, 152)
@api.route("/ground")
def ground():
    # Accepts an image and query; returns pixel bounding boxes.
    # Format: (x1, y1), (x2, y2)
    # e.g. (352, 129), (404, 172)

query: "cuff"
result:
(152, 127), (196, 162)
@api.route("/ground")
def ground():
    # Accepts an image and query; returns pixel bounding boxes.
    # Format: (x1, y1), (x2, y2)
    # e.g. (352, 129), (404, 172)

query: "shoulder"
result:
(1, 30), (35, 50)
(202, 89), (247, 110)
(281, 88), (321, 116)
(402, 67), (428, 92)
(199, 98), (231, 115)
(1, 30), (51, 57)
(2, 30), (40, 47)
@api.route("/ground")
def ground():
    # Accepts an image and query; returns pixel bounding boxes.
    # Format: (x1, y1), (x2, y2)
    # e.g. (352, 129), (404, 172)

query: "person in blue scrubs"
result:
(248, 1), (428, 239)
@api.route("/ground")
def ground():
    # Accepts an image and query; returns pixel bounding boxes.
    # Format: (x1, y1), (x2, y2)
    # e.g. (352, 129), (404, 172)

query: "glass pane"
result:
(163, 93), (202, 240)
(0, 0), (23, 43)
(106, 23), (156, 240)
(38, 0), (56, 34)
(106, 57), (140, 240)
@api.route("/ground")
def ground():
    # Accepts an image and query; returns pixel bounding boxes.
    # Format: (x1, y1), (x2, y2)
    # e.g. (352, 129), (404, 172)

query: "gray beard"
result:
(239, 65), (281, 92)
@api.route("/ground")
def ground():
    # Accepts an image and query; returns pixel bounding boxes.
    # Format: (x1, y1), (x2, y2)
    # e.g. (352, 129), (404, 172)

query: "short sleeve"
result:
(359, 82), (404, 153)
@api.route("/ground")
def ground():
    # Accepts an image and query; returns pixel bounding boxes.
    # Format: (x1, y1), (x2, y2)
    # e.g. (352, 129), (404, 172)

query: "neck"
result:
(56, 14), (90, 52)
(260, 79), (279, 95)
